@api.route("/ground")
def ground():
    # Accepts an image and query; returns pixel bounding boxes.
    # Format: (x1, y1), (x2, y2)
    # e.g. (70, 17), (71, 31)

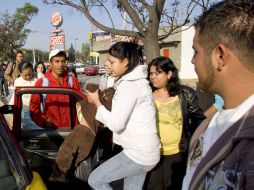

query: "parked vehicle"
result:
(67, 62), (75, 70)
(98, 67), (106, 76)
(2, 87), (113, 189)
(84, 67), (98, 76)
(0, 105), (47, 190)
(75, 65), (87, 75)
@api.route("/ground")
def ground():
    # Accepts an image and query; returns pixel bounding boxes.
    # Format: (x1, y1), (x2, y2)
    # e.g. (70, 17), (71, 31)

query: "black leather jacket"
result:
(178, 85), (206, 152)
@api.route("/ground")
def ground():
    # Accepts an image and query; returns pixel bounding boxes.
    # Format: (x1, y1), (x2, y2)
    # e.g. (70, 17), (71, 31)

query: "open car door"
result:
(11, 87), (110, 189)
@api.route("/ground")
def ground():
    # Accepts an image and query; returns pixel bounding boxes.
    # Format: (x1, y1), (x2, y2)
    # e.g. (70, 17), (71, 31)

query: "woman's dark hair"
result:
(68, 68), (77, 78)
(108, 41), (143, 80)
(18, 61), (34, 73)
(148, 56), (181, 96)
(34, 61), (46, 74)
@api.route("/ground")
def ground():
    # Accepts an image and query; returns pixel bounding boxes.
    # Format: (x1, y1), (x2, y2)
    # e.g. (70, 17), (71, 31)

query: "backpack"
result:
(0, 67), (4, 78)
(41, 75), (73, 113)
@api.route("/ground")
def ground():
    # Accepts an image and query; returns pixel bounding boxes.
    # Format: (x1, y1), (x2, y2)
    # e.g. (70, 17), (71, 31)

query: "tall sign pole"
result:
(50, 12), (65, 51)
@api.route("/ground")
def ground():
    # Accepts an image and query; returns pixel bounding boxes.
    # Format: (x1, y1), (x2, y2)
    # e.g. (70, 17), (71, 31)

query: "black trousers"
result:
(144, 152), (187, 190)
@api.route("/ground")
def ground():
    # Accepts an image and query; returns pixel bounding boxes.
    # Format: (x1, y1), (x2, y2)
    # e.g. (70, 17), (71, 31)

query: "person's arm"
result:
(204, 94), (224, 117)
(204, 105), (218, 117)
(184, 86), (206, 134)
(99, 75), (106, 91)
(4, 63), (14, 85)
(87, 81), (137, 133)
(29, 79), (48, 128)
(72, 76), (81, 91)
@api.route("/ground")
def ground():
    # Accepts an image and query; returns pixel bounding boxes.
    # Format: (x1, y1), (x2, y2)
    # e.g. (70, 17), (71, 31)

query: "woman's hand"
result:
(44, 118), (56, 129)
(85, 89), (102, 108)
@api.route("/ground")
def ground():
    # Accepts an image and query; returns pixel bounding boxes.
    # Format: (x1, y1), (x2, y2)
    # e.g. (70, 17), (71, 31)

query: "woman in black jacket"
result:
(145, 56), (205, 190)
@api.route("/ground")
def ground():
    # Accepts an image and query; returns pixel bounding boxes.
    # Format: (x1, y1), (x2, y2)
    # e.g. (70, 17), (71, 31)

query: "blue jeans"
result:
(22, 109), (42, 130)
(88, 151), (156, 190)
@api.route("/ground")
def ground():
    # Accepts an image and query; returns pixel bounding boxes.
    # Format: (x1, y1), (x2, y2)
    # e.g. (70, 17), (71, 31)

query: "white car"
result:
(75, 65), (87, 74)
(98, 67), (106, 76)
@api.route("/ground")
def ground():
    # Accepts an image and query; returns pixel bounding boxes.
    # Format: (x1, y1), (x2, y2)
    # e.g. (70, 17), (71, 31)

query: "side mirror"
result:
(0, 105), (14, 114)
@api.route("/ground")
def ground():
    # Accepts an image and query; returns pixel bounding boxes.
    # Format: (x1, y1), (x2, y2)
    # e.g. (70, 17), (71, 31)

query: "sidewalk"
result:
(0, 97), (13, 128)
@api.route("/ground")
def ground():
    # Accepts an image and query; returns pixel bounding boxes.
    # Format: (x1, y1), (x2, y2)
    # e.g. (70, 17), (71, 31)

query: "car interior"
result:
(10, 87), (113, 189)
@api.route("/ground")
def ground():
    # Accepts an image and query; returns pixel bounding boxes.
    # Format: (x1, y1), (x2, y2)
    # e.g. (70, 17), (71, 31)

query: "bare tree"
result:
(43, 0), (215, 63)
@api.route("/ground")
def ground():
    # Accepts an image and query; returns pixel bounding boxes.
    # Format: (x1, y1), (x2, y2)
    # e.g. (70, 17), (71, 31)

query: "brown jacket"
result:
(4, 62), (20, 85)
(55, 84), (115, 173)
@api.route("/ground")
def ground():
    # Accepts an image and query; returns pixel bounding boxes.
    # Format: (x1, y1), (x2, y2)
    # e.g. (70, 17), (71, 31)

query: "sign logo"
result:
(51, 12), (63, 28)
(50, 35), (65, 50)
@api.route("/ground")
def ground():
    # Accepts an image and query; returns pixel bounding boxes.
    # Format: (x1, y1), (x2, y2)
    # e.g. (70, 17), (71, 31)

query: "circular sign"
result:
(51, 12), (63, 28)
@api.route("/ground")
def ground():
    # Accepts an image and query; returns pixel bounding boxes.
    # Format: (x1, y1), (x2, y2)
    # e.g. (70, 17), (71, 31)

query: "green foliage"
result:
(22, 48), (49, 63)
(0, 3), (38, 61)
(68, 43), (75, 62)
(80, 42), (90, 61)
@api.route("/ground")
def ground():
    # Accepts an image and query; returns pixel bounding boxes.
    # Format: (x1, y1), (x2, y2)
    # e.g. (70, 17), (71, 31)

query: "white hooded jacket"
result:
(96, 65), (161, 165)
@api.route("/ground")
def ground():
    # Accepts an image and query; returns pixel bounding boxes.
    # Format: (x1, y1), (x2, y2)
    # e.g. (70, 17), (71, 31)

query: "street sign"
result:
(50, 35), (65, 51)
(51, 29), (63, 34)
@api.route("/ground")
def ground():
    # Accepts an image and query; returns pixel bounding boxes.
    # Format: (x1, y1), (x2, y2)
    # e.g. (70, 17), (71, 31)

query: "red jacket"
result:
(29, 70), (80, 128)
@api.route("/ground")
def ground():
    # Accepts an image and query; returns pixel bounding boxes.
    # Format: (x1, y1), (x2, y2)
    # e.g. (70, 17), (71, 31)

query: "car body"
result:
(3, 87), (113, 189)
(84, 67), (98, 76)
(75, 65), (87, 75)
(98, 67), (106, 76)
(0, 106), (47, 190)
(67, 62), (75, 70)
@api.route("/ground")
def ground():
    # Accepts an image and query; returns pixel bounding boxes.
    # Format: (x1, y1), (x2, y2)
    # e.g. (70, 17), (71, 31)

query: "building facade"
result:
(92, 26), (197, 79)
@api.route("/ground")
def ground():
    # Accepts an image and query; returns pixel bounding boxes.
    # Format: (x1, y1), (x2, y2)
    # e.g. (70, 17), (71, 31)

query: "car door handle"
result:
(26, 140), (41, 149)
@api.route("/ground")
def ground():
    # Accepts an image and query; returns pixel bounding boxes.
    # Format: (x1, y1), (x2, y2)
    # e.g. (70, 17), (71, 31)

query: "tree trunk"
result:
(143, 37), (160, 64)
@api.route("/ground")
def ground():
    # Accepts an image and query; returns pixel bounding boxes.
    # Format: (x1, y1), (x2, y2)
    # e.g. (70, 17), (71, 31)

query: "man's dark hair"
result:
(16, 50), (24, 56)
(194, 0), (254, 71)
(148, 56), (181, 97)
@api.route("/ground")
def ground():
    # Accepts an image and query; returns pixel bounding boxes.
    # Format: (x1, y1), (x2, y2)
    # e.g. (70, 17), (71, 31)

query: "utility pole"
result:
(123, 12), (127, 30)
(32, 28), (37, 65)
(74, 38), (78, 64)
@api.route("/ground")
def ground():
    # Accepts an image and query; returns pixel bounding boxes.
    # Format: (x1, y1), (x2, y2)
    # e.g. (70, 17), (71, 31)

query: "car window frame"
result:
(12, 87), (87, 135)
(0, 114), (32, 189)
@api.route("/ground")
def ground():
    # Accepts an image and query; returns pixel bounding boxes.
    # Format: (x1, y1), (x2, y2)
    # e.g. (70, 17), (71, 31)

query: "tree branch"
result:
(117, 0), (146, 35)
(58, 0), (140, 37)
(96, 1), (115, 28)
(138, 0), (151, 9)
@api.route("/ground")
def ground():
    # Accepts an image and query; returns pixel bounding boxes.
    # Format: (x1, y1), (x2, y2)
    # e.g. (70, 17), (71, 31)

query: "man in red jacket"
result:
(30, 49), (80, 129)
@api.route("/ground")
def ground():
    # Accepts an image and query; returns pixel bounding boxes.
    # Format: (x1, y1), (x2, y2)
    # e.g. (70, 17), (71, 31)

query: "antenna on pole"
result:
(123, 12), (127, 30)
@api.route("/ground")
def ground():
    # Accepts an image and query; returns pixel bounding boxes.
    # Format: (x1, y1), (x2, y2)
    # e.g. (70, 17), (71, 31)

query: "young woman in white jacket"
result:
(86, 41), (161, 190)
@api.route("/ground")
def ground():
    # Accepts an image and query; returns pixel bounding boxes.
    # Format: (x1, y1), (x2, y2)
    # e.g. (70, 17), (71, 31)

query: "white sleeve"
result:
(9, 78), (19, 105)
(95, 82), (137, 133)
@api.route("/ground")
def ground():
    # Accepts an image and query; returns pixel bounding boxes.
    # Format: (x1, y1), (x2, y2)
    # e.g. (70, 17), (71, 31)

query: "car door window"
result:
(0, 138), (25, 189)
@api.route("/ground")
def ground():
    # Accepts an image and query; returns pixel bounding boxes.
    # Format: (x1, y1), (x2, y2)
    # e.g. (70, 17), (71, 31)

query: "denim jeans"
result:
(88, 151), (156, 190)
(22, 109), (42, 130)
